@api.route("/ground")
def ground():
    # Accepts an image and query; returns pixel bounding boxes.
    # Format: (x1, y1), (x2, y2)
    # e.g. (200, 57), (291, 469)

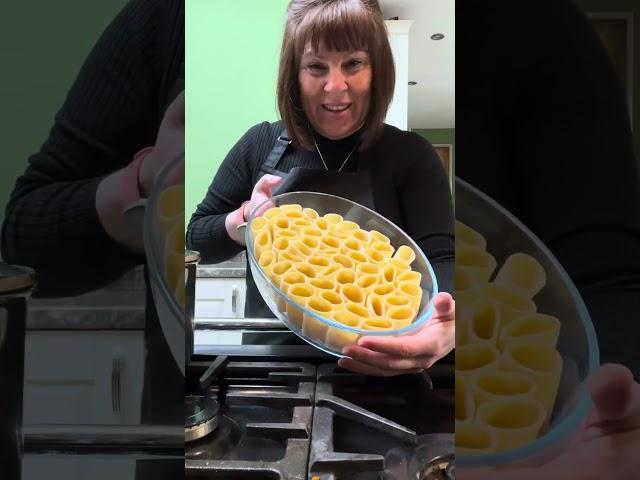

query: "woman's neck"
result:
(312, 127), (361, 152)
(310, 126), (362, 171)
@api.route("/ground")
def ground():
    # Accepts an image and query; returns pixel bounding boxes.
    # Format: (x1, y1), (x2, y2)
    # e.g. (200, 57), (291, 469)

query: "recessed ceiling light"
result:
(408, 81), (417, 86)
(430, 33), (445, 40)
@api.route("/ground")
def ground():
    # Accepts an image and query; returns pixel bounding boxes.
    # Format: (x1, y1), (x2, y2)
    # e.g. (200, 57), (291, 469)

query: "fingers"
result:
(432, 292), (455, 322)
(342, 344), (432, 371)
(337, 356), (424, 377)
(344, 318), (454, 377)
(265, 174), (284, 186)
(586, 363), (640, 432)
(251, 175), (284, 216)
(256, 174), (284, 195)
(355, 333), (429, 358)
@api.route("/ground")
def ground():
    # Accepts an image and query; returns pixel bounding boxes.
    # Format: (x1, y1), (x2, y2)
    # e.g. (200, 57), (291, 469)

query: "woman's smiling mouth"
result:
(322, 103), (351, 112)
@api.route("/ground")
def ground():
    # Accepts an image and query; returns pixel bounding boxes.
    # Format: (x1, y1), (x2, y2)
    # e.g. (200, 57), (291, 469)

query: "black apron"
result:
(244, 130), (376, 318)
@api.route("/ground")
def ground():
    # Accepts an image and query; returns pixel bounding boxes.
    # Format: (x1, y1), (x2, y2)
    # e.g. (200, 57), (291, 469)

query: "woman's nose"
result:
(324, 67), (348, 93)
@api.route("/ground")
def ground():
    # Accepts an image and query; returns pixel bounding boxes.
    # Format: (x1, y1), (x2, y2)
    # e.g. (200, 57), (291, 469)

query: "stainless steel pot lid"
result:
(185, 250), (200, 265)
(418, 454), (455, 480)
(185, 395), (219, 427)
(185, 395), (220, 442)
(0, 263), (35, 294)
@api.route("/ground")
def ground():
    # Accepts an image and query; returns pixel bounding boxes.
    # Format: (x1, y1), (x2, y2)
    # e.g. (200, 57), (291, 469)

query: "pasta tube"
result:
(283, 280), (312, 327)
(475, 397), (546, 452)
(302, 296), (333, 339)
(494, 253), (547, 299)
(474, 371), (537, 408)
(466, 300), (500, 346)
(456, 245), (497, 284)
(326, 310), (361, 351)
(455, 420), (498, 456)
(500, 340), (563, 416)
(497, 313), (561, 351)
(456, 375), (475, 422)
(455, 343), (500, 384)
(386, 305), (415, 329)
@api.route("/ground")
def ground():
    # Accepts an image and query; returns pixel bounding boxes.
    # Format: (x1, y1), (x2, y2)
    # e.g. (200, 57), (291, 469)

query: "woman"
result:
(187, 0), (455, 376)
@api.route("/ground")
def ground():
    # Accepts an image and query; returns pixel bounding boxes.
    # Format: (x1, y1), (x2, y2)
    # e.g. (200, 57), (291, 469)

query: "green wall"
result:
(186, 0), (290, 228)
(0, 1), (128, 229)
(413, 128), (456, 181)
(413, 128), (455, 156)
(573, 0), (640, 160)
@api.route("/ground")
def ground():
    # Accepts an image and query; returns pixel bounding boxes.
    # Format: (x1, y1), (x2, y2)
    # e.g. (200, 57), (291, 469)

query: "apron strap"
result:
(262, 129), (292, 174)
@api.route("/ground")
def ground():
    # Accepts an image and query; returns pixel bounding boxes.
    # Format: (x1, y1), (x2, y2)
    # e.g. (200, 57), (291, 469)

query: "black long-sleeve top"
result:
(1, 0), (184, 297)
(457, 0), (640, 372)
(187, 120), (456, 295)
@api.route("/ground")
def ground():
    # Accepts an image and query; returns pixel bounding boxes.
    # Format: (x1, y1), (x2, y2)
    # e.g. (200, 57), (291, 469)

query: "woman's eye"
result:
(308, 64), (327, 72)
(347, 59), (363, 68)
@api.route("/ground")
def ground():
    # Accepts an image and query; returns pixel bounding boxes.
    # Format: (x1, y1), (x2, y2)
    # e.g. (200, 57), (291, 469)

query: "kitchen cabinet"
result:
(195, 278), (246, 318)
(384, 19), (414, 130)
(23, 331), (144, 425)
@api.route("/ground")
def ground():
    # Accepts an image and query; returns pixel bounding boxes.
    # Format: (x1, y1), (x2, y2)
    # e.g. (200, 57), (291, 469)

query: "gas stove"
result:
(185, 357), (454, 479)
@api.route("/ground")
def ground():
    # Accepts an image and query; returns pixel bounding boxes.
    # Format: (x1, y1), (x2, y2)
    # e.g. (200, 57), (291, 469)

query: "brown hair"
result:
(277, 0), (395, 151)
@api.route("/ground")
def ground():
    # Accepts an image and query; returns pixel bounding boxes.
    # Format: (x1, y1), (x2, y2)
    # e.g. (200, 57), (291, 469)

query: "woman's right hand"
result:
(245, 174), (284, 218)
(459, 363), (640, 480)
(225, 174), (283, 245)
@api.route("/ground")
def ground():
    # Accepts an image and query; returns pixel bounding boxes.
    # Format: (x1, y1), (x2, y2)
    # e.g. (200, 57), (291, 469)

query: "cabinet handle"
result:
(111, 357), (122, 413)
(231, 287), (238, 314)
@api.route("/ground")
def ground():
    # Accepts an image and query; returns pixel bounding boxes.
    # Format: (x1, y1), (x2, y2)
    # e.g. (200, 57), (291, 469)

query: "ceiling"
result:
(380, 0), (455, 129)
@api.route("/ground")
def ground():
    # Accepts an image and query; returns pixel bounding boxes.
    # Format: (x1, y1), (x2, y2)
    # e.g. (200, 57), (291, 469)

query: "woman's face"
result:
(298, 45), (372, 140)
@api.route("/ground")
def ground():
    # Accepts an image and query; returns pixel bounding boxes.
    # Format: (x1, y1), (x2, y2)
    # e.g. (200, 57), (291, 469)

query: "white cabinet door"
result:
(195, 278), (246, 318)
(24, 331), (144, 425)
(385, 20), (413, 131)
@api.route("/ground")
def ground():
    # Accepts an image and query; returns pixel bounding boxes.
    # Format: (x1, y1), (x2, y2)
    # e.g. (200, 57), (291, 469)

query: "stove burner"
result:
(419, 454), (455, 480)
(186, 414), (243, 459)
(185, 395), (220, 443)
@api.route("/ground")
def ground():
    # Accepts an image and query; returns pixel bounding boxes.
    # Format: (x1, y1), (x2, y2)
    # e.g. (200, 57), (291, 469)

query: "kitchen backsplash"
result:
(27, 266), (146, 330)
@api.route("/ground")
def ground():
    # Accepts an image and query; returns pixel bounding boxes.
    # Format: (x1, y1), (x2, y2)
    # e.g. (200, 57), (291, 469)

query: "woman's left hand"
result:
(338, 292), (455, 376)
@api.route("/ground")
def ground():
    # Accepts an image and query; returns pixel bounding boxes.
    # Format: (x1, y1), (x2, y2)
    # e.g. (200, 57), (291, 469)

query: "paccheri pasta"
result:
(251, 204), (423, 350)
(455, 220), (563, 455)
(157, 184), (186, 309)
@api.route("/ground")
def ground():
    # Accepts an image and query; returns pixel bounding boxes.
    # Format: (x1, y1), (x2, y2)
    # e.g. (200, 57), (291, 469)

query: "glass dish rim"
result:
(143, 153), (185, 331)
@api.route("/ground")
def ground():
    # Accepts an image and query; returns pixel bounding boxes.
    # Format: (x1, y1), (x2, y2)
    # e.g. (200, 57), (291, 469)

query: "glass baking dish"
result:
(245, 191), (439, 357)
